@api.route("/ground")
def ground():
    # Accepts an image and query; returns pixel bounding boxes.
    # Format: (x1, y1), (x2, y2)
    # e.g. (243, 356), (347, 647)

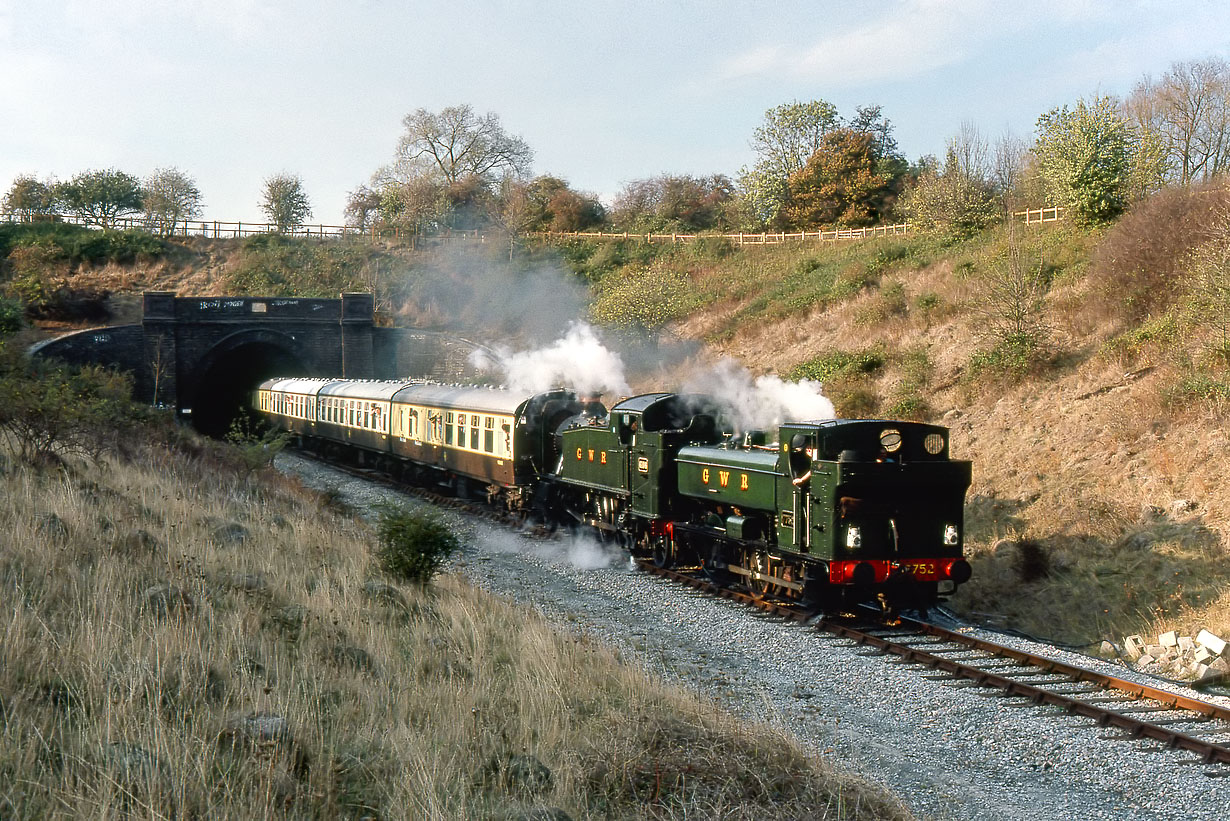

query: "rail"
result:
(1015, 206), (1066, 224)
(534, 223), (913, 245)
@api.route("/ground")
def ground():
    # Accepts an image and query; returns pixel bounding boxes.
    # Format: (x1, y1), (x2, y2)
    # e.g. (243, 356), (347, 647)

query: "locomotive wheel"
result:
(651, 537), (676, 569)
(746, 550), (770, 596)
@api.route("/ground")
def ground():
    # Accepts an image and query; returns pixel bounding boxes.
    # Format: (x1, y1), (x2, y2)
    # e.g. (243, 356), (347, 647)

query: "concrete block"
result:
(1196, 646), (1218, 664)
(1194, 663), (1211, 679)
(1159, 630), (1179, 647)
(1145, 644), (1164, 657)
(1136, 654), (1156, 667)
(1100, 640), (1118, 657)
(1178, 635), (1196, 652)
(1197, 629), (1227, 656)
(1125, 634), (1145, 657)
(1209, 657), (1230, 675)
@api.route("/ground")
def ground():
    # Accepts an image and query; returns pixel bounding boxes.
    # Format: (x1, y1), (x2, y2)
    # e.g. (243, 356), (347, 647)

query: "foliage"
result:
(374, 504), (460, 586)
(738, 100), (842, 227)
(1186, 202), (1230, 358)
(0, 221), (165, 265)
(976, 239), (1051, 353)
(343, 184), (383, 230)
(1088, 182), (1230, 325)
(589, 262), (698, 336)
(224, 414), (290, 476)
(0, 297), (22, 335)
(780, 129), (891, 228)
(259, 173), (312, 231)
(54, 169), (143, 228)
(396, 104), (533, 184)
(786, 348), (884, 384)
(141, 167), (202, 236)
(0, 346), (137, 464)
(900, 146), (999, 235)
(1032, 96), (1167, 225)
(609, 174), (737, 233)
(224, 234), (369, 296)
(2, 175), (58, 218)
(501, 176), (604, 235)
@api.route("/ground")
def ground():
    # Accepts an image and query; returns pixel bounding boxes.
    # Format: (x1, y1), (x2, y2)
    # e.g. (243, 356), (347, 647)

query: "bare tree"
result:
(993, 131), (1030, 214)
(142, 167), (202, 236)
(1128, 58), (1230, 184)
(396, 104), (533, 184)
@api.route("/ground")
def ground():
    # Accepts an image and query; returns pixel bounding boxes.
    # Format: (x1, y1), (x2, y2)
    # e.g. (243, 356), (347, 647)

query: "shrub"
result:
(374, 505), (460, 586)
(224, 414), (290, 476)
(589, 262), (699, 336)
(0, 347), (138, 464)
(786, 348), (884, 383)
(0, 297), (22, 335)
(1089, 183), (1230, 326)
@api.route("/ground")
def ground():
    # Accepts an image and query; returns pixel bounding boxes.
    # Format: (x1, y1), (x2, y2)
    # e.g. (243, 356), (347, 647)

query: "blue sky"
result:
(2, 0), (1227, 225)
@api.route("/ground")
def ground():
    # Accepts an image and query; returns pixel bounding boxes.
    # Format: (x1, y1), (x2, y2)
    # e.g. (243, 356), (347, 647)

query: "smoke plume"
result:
(683, 358), (835, 434)
(469, 322), (631, 397)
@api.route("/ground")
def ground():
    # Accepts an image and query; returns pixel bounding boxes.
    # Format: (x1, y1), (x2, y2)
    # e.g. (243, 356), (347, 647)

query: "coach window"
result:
(459, 414), (468, 448)
(484, 416), (495, 453)
(445, 412), (454, 445)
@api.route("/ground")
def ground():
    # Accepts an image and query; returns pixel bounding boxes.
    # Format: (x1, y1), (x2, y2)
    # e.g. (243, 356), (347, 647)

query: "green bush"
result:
(374, 505), (460, 586)
(225, 234), (370, 296)
(0, 222), (166, 265)
(787, 348), (884, 383)
(589, 262), (700, 336)
(0, 297), (22, 335)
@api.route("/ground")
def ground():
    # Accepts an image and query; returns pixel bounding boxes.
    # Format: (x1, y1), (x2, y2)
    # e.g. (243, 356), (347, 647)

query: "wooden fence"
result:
(1015, 206), (1066, 224)
(535, 223), (913, 245)
(0, 211), (491, 245)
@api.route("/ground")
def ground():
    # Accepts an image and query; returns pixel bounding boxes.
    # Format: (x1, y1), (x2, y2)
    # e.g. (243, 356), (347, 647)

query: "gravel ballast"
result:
(278, 452), (1228, 821)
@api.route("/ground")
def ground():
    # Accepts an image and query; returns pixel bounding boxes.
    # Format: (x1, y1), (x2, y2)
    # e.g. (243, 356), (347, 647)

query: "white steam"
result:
(683, 358), (835, 434)
(470, 322), (630, 397)
(477, 528), (625, 570)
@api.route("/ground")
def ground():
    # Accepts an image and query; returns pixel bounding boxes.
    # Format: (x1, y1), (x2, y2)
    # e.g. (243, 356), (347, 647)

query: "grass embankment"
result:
(548, 192), (1230, 649)
(0, 418), (911, 820)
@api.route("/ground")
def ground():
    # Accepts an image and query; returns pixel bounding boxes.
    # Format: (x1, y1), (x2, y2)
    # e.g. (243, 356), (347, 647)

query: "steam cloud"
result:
(469, 322), (631, 397)
(683, 358), (835, 434)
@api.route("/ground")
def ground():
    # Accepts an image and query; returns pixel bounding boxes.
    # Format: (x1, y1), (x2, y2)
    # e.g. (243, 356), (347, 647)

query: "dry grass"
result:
(0, 429), (912, 820)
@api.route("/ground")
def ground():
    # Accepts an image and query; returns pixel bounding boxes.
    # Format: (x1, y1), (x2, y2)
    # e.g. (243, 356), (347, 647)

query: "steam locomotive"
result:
(255, 378), (972, 610)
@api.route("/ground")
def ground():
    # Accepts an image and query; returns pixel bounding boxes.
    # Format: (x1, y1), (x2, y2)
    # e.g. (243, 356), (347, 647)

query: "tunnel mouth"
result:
(187, 340), (307, 437)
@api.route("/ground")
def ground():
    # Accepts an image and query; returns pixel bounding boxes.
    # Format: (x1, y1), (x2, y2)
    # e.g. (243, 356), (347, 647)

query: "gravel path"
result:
(278, 453), (1228, 821)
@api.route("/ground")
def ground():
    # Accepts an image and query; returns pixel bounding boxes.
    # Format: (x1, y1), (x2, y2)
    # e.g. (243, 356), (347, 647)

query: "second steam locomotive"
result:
(255, 378), (972, 610)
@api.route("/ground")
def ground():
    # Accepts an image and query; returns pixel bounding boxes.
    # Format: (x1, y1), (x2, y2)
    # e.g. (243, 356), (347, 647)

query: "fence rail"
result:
(1015, 206), (1066, 224)
(535, 223), (913, 245)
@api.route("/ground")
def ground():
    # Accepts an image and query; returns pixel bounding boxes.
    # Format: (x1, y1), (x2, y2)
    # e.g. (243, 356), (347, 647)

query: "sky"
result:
(2, 0), (1228, 225)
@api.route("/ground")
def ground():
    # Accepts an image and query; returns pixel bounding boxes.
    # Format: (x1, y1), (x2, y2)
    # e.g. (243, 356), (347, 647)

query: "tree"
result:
(609, 174), (735, 232)
(343, 185), (382, 230)
(901, 125), (999, 234)
(396, 104), (533, 184)
(739, 99), (841, 228)
(739, 99), (906, 229)
(55, 169), (143, 227)
(780, 129), (889, 228)
(259, 173), (312, 232)
(1127, 58), (1230, 185)
(901, 148), (998, 235)
(142, 167), (202, 236)
(1032, 96), (1165, 225)
(3, 175), (57, 219)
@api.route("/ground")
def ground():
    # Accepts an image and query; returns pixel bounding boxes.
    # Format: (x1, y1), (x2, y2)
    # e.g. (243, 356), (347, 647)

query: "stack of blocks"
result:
(1122, 629), (1230, 684)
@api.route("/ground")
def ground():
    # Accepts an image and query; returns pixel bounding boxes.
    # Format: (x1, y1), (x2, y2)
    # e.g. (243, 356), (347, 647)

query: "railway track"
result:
(292, 447), (1230, 774)
(638, 559), (1230, 773)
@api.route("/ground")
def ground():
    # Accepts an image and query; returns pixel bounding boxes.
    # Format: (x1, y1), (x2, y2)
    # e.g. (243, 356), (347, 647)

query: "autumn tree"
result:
(55, 169), (143, 227)
(740, 99), (906, 229)
(780, 129), (890, 228)
(2, 175), (58, 219)
(610, 174), (736, 232)
(142, 167), (202, 236)
(259, 173), (312, 232)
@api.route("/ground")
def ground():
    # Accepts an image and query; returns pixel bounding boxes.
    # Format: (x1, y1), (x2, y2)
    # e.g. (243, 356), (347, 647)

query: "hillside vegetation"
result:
(0, 381), (910, 819)
(4, 184), (1230, 653)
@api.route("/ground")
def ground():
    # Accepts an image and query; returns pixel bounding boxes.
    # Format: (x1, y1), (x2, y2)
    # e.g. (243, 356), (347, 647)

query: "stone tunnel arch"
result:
(184, 329), (312, 436)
